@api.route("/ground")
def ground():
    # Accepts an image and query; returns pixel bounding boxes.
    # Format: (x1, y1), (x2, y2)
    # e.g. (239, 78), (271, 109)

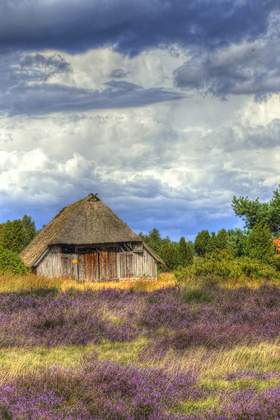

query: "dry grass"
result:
(151, 341), (280, 377)
(0, 272), (176, 294)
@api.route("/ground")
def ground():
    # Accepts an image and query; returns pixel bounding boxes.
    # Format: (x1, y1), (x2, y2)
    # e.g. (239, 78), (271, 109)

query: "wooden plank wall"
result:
(36, 245), (157, 281)
(36, 246), (63, 278)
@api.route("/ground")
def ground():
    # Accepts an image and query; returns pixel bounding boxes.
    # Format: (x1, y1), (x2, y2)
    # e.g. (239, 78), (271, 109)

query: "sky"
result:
(1, 0), (280, 240)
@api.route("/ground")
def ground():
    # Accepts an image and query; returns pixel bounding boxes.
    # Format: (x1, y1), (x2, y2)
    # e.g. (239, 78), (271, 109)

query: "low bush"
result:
(175, 253), (280, 283)
(0, 246), (28, 275)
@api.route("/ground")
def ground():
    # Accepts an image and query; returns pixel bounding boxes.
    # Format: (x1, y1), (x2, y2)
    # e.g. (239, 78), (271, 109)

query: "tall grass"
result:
(0, 272), (176, 294)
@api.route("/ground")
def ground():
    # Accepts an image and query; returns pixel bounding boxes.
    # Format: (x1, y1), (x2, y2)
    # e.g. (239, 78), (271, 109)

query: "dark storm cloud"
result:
(0, 0), (278, 55)
(174, 18), (280, 97)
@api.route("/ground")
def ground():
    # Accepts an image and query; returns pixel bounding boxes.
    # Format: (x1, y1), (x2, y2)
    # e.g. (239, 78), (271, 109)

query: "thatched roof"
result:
(21, 194), (162, 267)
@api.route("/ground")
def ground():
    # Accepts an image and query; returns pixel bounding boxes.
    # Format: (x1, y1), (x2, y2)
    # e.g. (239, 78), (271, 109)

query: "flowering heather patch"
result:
(138, 285), (280, 351)
(1, 277), (280, 417)
(214, 386), (280, 419)
(1, 285), (280, 350)
(0, 357), (198, 419)
(0, 291), (139, 347)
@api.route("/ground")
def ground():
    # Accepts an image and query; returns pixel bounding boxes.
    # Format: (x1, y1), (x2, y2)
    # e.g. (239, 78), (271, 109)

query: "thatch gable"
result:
(21, 194), (143, 268)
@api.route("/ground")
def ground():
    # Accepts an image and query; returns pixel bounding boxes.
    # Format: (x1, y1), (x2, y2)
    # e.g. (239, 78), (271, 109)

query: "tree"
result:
(0, 245), (28, 275)
(215, 229), (229, 250)
(160, 239), (180, 271)
(206, 230), (229, 254)
(21, 215), (36, 248)
(178, 237), (193, 266)
(246, 223), (275, 262)
(140, 228), (162, 254)
(232, 185), (280, 234)
(227, 228), (247, 257)
(194, 230), (211, 256)
(0, 215), (36, 254)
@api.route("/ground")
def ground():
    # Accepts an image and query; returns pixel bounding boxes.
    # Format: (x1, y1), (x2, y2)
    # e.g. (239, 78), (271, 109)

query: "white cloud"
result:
(1, 44), (280, 238)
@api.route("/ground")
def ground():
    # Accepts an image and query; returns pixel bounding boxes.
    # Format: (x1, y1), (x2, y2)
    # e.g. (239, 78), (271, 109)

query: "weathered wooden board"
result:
(36, 244), (158, 281)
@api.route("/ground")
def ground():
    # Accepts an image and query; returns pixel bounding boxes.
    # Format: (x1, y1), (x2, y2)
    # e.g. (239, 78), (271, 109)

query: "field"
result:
(1, 274), (280, 419)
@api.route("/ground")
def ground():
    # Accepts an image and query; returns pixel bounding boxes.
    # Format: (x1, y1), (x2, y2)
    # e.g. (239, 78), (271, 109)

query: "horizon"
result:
(1, 191), (245, 241)
(1, 1), (279, 240)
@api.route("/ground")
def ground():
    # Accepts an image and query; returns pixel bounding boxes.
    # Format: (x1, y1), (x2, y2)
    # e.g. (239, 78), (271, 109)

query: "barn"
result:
(21, 194), (163, 281)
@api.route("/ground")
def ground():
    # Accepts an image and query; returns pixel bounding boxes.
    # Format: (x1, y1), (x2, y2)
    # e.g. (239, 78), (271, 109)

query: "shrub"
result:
(0, 246), (28, 275)
(175, 253), (280, 283)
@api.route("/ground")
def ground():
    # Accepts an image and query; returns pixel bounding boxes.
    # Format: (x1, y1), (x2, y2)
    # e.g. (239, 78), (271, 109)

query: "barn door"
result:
(83, 252), (99, 282)
(99, 250), (118, 281)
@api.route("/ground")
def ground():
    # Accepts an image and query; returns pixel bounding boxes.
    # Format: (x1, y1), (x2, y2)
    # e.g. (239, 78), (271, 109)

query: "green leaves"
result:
(0, 246), (28, 275)
(232, 185), (280, 235)
(0, 215), (36, 254)
(140, 230), (193, 270)
(246, 223), (275, 263)
(194, 230), (211, 256)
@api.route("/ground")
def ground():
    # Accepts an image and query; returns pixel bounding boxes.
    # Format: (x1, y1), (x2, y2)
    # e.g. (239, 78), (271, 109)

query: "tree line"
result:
(1, 184), (280, 273)
(141, 185), (280, 270)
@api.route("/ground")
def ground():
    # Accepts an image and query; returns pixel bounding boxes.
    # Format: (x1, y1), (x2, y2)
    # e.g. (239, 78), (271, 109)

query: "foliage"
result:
(175, 253), (280, 283)
(178, 237), (193, 267)
(160, 239), (181, 270)
(245, 222), (275, 262)
(232, 185), (280, 234)
(227, 228), (247, 257)
(140, 230), (193, 270)
(0, 215), (36, 254)
(206, 229), (230, 254)
(194, 230), (211, 256)
(0, 246), (28, 275)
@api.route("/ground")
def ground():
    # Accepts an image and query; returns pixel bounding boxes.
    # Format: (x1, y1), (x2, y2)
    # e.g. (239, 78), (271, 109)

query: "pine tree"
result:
(178, 237), (193, 266)
(21, 215), (36, 248)
(0, 215), (36, 254)
(194, 230), (211, 256)
(246, 223), (275, 262)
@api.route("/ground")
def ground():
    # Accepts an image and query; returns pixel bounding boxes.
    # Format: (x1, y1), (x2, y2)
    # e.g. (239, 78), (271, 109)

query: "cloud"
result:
(3, 80), (183, 116)
(20, 53), (71, 82)
(1, 2), (280, 238)
(0, 0), (277, 55)
(175, 13), (280, 98)
(0, 52), (183, 116)
(1, 96), (280, 238)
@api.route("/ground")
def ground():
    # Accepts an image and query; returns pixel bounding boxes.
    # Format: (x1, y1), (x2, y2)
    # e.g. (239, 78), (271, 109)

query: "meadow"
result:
(0, 273), (280, 419)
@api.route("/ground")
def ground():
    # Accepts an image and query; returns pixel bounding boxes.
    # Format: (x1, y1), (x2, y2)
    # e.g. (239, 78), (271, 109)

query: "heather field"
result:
(1, 274), (280, 419)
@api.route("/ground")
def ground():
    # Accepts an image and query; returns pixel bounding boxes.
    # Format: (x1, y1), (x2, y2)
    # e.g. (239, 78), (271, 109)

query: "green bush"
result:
(175, 253), (280, 283)
(0, 246), (29, 275)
